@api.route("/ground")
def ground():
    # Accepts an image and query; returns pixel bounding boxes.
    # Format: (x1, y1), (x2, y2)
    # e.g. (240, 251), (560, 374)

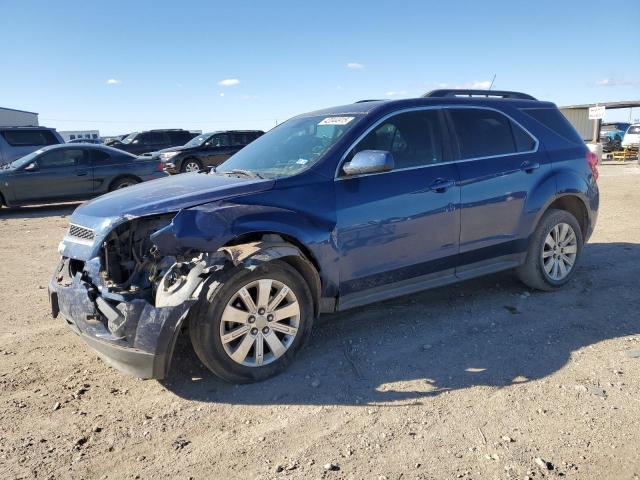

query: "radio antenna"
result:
(489, 74), (496, 90)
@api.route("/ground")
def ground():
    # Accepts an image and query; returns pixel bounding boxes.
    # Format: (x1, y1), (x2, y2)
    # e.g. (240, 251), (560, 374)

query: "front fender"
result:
(150, 200), (339, 298)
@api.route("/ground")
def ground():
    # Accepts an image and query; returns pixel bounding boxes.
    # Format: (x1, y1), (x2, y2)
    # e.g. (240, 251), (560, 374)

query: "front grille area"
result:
(68, 224), (95, 242)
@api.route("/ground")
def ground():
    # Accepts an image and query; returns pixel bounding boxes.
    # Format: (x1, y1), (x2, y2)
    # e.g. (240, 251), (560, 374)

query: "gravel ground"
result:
(1, 163), (639, 480)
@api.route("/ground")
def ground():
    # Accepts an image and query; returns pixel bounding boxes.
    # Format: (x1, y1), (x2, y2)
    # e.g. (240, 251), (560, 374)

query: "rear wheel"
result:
(109, 176), (139, 191)
(516, 209), (583, 291)
(181, 158), (202, 173)
(189, 260), (314, 383)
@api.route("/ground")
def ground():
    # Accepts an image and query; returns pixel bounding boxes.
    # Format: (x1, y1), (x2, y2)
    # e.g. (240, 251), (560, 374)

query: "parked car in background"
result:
(599, 122), (630, 152)
(49, 89), (599, 383)
(0, 126), (64, 166)
(621, 124), (640, 149)
(0, 144), (167, 207)
(68, 138), (103, 144)
(109, 129), (196, 155)
(155, 130), (264, 173)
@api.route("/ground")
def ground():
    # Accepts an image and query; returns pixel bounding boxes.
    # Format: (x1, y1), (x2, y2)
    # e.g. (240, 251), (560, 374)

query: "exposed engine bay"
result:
(100, 214), (176, 298)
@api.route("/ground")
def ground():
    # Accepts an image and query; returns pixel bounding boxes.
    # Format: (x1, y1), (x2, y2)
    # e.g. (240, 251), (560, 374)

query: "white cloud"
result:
(346, 62), (364, 69)
(423, 80), (492, 90)
(218, 78), (240, 87)
(385, 90), (408, 97)
(596, 78), (640, 87)
(106, 78), (122, 85)
(219, 92), (225, 97)
(460, 80), (492, 89)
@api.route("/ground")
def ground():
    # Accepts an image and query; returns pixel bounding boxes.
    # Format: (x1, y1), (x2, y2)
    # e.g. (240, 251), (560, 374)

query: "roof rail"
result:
(423, 89), (537, 101)
(355, 99), (384, 103)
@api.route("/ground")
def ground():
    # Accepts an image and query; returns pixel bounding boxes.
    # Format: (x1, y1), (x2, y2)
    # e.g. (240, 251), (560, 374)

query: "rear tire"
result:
(110, 176), (139, 191)
(189, 260), (314, 383)
(516, 209), (583, 291)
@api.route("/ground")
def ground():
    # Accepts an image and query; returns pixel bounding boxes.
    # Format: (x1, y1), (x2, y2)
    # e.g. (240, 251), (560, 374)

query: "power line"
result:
(40, 117), (279, 125)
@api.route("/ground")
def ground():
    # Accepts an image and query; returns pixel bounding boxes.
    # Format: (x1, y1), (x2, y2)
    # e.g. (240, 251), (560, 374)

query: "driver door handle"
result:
(428, 178), (456, 193)
(520, 161), (540, 173)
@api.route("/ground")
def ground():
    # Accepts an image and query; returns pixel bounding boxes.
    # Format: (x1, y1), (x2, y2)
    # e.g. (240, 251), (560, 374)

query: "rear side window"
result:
(448, 109), (536, 159)
(521, 108), (584, 144)
(231, 133), (251, 145)
(91, 149), (112, 163)
(169, 131), (191, 144)
(1, 129), (58, 147)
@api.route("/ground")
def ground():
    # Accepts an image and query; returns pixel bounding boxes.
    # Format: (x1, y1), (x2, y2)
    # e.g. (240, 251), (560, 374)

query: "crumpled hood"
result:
(77, 173), (273, 219)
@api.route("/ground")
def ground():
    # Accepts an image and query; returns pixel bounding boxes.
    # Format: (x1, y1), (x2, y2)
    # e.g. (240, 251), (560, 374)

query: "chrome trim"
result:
(334, 105), (540, 180)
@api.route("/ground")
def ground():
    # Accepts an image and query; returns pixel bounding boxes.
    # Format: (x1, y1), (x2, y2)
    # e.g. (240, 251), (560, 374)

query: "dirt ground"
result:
(1, 163), (639, 480)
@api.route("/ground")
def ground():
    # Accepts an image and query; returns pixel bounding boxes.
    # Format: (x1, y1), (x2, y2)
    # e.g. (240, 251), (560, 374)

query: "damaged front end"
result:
(49, 214), (227, 379)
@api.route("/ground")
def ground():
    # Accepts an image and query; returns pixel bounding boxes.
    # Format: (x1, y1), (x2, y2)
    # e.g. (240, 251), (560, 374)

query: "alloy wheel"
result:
(542, 222), (578, 281)
(184, 161), (200, 172)
(219, 279), (300, 367)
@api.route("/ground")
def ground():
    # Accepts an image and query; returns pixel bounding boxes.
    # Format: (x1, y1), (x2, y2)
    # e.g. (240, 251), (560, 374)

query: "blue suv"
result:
(49, 89), (599, 383)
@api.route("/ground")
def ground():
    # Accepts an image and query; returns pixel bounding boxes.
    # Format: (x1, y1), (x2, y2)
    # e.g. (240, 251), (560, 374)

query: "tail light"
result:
(156, 161), (164, 172)
(586, 151), (599, 181)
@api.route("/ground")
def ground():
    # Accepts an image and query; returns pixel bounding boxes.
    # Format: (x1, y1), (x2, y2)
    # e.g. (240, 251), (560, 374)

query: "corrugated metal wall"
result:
(560, 108), (593, 141)
(0, 108), (39, 127)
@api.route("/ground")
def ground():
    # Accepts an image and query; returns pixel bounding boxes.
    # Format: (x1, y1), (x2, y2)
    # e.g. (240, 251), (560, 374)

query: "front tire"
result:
(189, 260), (314, 383)
(181, 158), (202, 173)
(517, 209), (583, 291)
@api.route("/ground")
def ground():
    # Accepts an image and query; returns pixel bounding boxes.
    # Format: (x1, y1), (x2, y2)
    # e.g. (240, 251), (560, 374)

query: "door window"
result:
(211, 134), (230, 147)
(347, 109), (445, 169)
(37, 149), (84, 168)
(449, 108), (536, 159)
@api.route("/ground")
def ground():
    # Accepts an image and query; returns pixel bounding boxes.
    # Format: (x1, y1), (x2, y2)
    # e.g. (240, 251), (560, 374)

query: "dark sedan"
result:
(0, 144), (167, 207)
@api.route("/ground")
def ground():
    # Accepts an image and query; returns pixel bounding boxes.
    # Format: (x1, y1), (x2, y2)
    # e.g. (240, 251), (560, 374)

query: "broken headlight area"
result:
(100, 215), (176, 298)
(93, 215), (227, 342)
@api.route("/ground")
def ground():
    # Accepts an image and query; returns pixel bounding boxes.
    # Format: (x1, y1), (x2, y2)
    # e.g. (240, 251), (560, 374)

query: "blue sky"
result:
(1, 0), (639, 135)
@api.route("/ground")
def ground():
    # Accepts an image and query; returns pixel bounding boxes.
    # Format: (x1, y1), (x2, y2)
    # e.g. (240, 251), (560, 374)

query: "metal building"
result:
(0, 107), (39, 126)
(59, 130), (100, 142)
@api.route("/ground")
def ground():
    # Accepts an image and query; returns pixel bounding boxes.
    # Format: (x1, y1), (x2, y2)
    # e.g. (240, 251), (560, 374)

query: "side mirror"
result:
(24, 162), (39, 172)
(342, 150), (394, 176)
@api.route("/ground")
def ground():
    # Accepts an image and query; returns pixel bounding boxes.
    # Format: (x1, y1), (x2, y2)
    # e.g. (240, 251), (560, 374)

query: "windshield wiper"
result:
(222, 169), (264, 179)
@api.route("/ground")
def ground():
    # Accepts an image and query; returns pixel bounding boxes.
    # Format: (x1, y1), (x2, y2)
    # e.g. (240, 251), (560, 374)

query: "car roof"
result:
(298, 96), (555, 120)
(37, 144), (131, 155)
(0, 125), (57, 130)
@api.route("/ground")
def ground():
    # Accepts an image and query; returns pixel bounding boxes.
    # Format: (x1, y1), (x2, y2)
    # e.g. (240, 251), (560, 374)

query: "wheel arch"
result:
(108, 174), (141, 191)
(220, 231), (324, 317)
(545, 195), (589, 238)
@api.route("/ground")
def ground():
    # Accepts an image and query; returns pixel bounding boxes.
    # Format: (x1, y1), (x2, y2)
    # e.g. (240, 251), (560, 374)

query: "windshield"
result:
(627, 126), (640, 135)
(184, 133), (213, 148)
(216, 115), (361, 177)
(121, 132), (138, 144)
(4, 149), (45, 169)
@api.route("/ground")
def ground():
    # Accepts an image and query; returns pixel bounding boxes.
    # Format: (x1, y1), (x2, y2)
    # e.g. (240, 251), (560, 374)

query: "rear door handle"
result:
(428, 178), (456, 193)
(520, 161), (540, 173)
(76, 171), (88, 176)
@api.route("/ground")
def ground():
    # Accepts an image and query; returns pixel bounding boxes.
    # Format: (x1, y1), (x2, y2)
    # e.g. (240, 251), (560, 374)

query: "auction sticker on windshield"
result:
(318, 116), (354, 126)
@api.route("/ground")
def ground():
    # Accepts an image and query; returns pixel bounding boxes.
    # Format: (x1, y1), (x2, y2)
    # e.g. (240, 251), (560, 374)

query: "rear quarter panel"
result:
(93, 157), (166, 193)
